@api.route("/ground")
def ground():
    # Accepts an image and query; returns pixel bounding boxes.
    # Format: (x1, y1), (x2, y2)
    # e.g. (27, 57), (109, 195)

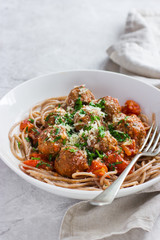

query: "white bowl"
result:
(0, 70), (160, 200)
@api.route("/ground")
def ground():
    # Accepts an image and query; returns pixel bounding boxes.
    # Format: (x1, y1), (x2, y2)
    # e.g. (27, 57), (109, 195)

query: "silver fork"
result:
(90, 122), (160, 206)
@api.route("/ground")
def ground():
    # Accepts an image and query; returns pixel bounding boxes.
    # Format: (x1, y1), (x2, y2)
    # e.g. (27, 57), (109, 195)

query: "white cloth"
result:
(60, 183), (160, 240)
(107, 9), (160, 87)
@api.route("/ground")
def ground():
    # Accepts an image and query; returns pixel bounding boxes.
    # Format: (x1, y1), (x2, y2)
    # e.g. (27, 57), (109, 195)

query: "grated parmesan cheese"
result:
(79, 86), (87, 95)
(68, 133), (79, 145)
(84, 105), (105, 117)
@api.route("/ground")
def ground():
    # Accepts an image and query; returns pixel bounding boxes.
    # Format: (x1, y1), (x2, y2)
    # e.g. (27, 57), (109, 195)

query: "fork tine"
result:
(151, 144), (160, 156)
(140, 122), (154, 152)
(144, 125), (158, 152)
(150, 131), (160, 152)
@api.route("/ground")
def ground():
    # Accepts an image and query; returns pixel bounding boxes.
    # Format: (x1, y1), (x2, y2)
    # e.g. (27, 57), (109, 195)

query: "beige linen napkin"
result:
(107, 9), (160, 87)
(60, 183), (160, 240)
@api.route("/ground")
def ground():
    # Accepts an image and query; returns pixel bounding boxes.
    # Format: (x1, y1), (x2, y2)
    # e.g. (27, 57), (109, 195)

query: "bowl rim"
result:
(0, 69), (160, 199)
(1, 69), (160, 100)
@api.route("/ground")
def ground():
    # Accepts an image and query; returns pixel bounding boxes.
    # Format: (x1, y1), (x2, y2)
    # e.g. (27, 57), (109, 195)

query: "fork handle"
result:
(90, 153), (142, 206)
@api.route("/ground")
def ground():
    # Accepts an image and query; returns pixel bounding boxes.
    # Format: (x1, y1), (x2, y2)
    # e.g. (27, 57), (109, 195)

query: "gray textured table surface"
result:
(0, 1), (160, 240)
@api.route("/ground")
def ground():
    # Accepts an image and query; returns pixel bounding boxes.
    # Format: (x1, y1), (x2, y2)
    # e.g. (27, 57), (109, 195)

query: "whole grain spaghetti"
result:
(9, 85), (160, 190)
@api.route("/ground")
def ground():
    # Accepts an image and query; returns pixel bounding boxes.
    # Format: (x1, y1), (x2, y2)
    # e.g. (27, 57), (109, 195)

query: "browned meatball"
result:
(98, 96), (121, 121)
(79, 125), (118, 152)
(113, 113), (146, 147)
(74, 105), (105, 131)
(38, 125), (68, 155)
(54, 146), (89, 178)
(66, 85), (95, 107)
(93, 130), (118, 152)
(44, 107), (66, 127)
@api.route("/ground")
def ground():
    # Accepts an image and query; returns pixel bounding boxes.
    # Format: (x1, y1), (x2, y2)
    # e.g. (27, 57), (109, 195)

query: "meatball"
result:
(38, 125), (68, 155)
(74, 105), (105, 131)
(54, 146), (89, 178)
(98, 96), (121, 121)
(112, 113), (146, 147)
(79, 125), (118, 152)
(93, 130), (118, 152)
(44, 107), (66, 127)
(66, 85), (95, 107)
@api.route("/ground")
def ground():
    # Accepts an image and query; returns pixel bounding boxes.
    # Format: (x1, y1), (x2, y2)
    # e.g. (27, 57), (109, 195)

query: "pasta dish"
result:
(9, 85), (160, 190)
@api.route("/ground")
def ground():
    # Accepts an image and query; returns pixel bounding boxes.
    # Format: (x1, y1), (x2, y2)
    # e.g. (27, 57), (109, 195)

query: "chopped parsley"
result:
(45, 113), (54, 122)
(109, 161), (123, 169)
(95, 150), (106, 159)
(67, 130), (72, 137)
(63, 113), (74, 126)
(34, 142), (38, 148)
(96, 99), (106, 110)
(74, 97), (83, 111)
(31, 128), (40, 135)
(32, 147), (38, 151)
(89, 99), (106, 110)
(25, 137), (30, 142)
(118, 116), (129, 127)
(108, 124), (130, 142)
(98, 126), (106, 138)
(90, 115), (100, 123)
(64, 147), (70, 151)
(116, 147), (122, 155)
(62, 139), (67, 145)
(79, 109), (86, 115)
(48, 154), (53, 161)
(89, 102), (96, 107)
(53, 136), (62, 142)
(70, 148), (77, 153)
(124, 116), (129, 121)
(74, 142), (87, 149)
(84, 125), (92, 131)
(81, 132), (88, 141)
(86, 149), (107, 165)
(26, 126), (28, 133)
(82, 132), (85, 138)
(36, 161), (51, 168)
(55, 117), (63, 124)
(74, 143), (80, 148)
(44, 137), (49, 142)
(28, 118), (34, 123)
(18, 142), (21, 149)
(86, 149), (96, 166)
(114, 161), (123, 165)
(118, 120), (123, 125)
(55, 127), (60, 135)
(31, 157), (41, 160)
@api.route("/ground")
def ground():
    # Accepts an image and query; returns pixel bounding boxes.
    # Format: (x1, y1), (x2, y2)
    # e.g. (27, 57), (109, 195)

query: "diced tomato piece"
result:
(104, 151), (133, 175)
(88, 160), (108, 177)
(121, 139), (138, 156)
(23, 152), (52, 170)
(122, 100), (141, 115)
(28, 128), (41, 145)
(29, 152), (47, 160)
(23, 159), (40, 168)
(20, 119), (34, 132)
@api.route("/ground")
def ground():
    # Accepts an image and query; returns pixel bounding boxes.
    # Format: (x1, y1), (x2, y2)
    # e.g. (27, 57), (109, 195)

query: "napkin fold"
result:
(107, 9), (160, 86)
(60, 183), (160, 240)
